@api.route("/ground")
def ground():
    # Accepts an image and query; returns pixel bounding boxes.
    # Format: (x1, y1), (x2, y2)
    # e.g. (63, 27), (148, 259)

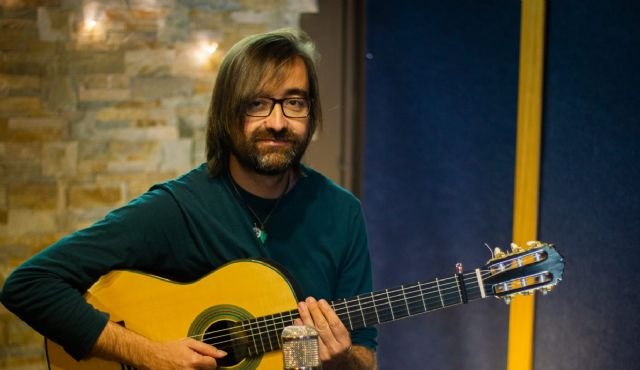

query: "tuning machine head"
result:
(540, 285), (555, 295)
(510, 243), (524, 254)
(490, 241), (545, 261)
(493, 247), (507, 259)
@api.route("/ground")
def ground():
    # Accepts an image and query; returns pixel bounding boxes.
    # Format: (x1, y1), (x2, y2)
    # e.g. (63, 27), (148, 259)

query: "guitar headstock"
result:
(482, 241), (565, 304)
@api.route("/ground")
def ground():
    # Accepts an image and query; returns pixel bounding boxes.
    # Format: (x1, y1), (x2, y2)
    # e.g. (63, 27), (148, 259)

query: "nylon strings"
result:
(189, 270), (490, 349)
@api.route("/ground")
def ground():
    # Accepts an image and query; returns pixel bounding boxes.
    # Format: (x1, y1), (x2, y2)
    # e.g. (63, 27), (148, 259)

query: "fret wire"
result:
(254, 317), (263, 353)
(435, 277), (445, 308)
(413, 284), (428, 313)
(262, 315), (274, 352)
(360, 293), (374, 327)
(343, 300), (353, 330)
(269, 314), (280, 351)
(277, 311), (288, 347)
(276, 313), (286, 349)
(357, 295), (366, 327)
(405, 285), (426, 315)
(400, 285), (411, 316)
(443, 288), (460, 307)
(356, 295), (366, 327)
(261, 315), (272, 353)
(276, 315), (284, 347)
(264, 314), (278, 352)
(371, 291), (381, 324)
(389, 289), (409, 319)
(334, 302), (345, 328)
(275, 313), (284, 348)
(347, 300), (365, 328)
(373, 292), (393, 323)
(455, 274), (464, 304)
(404, 285), (419, 315)
(384, 289), (395, 321)
(246, 319), (257, 355)
(242, 321), (254, 357)
(417, 281), (428, 312)
(335, 299), (353, 330)
(427, 286), (445, 310)
(331, 300), (353, 330)
(254, 318), (266, 354)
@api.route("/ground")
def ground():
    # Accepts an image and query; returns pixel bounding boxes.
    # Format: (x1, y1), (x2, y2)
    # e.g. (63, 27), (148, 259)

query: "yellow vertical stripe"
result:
(508, 1), (546, 370)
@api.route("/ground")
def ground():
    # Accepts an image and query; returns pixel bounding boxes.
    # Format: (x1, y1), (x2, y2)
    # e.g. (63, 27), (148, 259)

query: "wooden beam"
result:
(508, 0), (546, 369)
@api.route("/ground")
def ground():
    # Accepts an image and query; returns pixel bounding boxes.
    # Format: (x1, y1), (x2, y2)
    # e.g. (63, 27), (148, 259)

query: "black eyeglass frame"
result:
(244, 97), (311, 118)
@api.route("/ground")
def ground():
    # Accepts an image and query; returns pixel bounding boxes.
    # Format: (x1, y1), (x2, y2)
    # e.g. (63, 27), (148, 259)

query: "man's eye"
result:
(285, 99), (307, 108)
(246, 99), (270, 113)
(249, 99), (268, 108)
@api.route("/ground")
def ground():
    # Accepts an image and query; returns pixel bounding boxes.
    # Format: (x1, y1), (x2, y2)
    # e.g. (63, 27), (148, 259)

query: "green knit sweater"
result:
(1, 164), (377, 360)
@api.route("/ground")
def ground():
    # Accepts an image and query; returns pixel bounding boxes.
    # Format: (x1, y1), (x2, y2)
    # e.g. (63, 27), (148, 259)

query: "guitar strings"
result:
(193, 270), (491, 350)
(194, 279), (487, 356)
(187, 270), (492, 351)
(191, 270), (491, 348)
(194, 276), (487, 355)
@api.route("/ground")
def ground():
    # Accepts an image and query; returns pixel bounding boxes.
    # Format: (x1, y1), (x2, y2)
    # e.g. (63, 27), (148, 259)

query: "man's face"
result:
(230, 57), (311, 176)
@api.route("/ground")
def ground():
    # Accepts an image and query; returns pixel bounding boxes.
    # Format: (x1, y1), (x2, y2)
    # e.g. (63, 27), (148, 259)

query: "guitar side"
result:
(45, 260), (300, 370)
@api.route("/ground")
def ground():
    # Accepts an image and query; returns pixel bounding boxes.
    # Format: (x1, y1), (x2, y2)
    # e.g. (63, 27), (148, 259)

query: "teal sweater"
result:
(1, 164), (377, 360)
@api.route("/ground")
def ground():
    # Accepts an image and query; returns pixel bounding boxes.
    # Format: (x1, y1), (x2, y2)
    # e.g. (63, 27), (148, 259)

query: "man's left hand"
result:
(295, 296), (351, 362)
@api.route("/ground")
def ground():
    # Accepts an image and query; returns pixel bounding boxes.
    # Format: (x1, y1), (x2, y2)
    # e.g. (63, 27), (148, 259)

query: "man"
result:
(0, 28), (377, 369)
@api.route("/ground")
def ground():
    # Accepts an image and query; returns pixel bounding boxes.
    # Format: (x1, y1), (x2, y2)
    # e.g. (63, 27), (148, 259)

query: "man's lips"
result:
(255, 137), (292, 145)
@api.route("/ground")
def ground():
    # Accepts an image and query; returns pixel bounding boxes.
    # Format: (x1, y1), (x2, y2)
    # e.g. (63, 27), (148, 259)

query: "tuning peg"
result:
(541, 286), (554, 295)
(510, 243), (524, 253)
(526, 240), (543, 248)
(494, 247), (507, 258)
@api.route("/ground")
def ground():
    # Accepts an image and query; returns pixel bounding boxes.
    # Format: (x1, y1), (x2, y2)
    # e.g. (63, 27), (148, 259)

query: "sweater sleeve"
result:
(335, 201), (378, 351)
(0, 189), (187, 360)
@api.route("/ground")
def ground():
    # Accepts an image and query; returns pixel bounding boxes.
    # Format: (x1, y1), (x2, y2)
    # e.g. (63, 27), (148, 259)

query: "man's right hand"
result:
(92, 321), (227, 369)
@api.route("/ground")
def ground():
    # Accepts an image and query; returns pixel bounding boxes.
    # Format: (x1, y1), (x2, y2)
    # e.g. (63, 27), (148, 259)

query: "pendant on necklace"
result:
(253, 224), (268, 245)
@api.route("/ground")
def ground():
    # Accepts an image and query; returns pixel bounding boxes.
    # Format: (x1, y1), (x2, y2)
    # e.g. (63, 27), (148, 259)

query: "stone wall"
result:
(0, 0), (318, 368)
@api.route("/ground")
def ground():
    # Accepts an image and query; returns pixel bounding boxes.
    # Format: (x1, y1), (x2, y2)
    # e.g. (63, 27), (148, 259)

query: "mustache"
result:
(251, 128), (297, 142)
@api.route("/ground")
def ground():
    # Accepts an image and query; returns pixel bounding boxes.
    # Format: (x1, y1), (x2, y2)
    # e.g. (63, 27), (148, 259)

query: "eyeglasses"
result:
(245, 97), (310, 118)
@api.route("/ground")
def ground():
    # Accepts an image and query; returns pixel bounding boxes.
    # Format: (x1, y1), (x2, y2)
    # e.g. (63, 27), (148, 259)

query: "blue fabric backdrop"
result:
(364, 1), (519, 369)
(363, 0), (640, 369)
(535, 0), (640, 369)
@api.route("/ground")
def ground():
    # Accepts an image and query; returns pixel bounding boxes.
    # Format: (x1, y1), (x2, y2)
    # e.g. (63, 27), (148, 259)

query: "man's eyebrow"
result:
(282, 88), (309, 97)
(255, 88), (309, 99)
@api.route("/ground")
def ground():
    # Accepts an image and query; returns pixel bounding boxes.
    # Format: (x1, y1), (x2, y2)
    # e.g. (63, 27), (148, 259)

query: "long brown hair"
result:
(205, 28), (322, 177)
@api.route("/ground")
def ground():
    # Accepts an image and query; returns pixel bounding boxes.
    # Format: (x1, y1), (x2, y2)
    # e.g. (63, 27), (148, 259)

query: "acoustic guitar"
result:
(45, 241), (564, 370)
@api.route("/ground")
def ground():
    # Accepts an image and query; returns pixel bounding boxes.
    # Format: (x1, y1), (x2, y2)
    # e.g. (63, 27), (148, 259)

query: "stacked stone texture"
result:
(0, 0), (317, 368)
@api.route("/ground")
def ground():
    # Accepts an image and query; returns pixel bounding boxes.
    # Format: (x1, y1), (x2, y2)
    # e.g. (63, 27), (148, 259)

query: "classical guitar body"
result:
(45, 242), (565, 370)
(45, 260), (299, 370)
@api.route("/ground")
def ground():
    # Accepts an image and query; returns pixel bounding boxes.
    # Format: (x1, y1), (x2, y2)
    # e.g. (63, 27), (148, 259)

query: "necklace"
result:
(227, 171), (290, 245)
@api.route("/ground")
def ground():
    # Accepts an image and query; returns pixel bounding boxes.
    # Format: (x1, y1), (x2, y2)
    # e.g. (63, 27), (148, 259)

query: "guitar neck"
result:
(236, 270), (487, 357)
(333, 270), (486, 330)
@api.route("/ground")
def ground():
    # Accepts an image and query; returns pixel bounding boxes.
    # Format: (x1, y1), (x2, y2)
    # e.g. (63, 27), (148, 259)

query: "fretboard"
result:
(225, 270), (488, 357)
(333, 271), (486, 330)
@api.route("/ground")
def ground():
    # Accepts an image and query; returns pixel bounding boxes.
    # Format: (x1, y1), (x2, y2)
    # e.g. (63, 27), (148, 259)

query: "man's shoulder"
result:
(146, 163), (226, 203)
(153, 163), (220, 190)
(300, 165), (361, 204)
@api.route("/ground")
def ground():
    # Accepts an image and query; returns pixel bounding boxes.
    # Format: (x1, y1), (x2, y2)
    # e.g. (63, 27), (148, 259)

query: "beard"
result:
(230, 127), (309, 176)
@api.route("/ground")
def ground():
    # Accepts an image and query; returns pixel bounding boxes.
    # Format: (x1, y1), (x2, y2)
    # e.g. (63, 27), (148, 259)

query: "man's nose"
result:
(264, 102), (288, 131)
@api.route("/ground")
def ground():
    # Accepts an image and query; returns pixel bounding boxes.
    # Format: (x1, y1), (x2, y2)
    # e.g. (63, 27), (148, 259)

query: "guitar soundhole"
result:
(203, 320), (248, 368)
